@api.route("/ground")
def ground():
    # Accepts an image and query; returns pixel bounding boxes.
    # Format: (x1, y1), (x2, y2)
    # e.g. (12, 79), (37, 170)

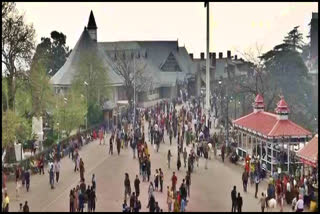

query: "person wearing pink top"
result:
(99, 129), (103, 145)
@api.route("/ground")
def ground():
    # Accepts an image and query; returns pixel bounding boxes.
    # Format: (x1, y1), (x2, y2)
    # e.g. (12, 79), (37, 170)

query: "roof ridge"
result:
(268, 120), (280, 136)
(233, 112), (256, 123)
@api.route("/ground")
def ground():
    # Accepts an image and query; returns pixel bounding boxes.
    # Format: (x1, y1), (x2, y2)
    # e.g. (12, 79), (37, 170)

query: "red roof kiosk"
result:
(233, 95), (312, 173)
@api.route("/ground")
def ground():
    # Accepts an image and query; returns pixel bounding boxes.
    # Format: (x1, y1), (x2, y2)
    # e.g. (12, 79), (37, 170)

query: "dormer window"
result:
(161, 52), (182, 72)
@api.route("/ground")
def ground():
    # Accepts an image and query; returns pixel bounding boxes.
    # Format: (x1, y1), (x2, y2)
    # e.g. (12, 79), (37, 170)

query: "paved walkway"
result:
(5, 111), (298, 212)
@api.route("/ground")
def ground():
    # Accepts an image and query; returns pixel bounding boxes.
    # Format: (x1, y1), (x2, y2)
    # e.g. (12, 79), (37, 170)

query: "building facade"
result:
(50, 11), (196, 108)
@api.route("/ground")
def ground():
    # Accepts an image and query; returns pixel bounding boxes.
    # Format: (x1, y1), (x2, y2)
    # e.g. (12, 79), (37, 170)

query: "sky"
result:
(16, 2), (318, 59)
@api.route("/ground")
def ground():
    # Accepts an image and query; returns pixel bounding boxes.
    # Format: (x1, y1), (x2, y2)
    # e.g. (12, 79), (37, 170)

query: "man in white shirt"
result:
(296, 195), (304, 212)
(287, 181), (291, 192)
(54, 160), (61, 183)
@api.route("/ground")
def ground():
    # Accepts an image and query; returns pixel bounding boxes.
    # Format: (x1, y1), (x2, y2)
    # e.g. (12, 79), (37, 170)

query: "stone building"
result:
(50, 11), (196, 108)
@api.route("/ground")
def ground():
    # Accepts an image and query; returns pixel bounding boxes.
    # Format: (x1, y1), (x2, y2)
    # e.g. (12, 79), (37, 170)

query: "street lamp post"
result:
(57, 122), (60, 144)
(205, 2), (210, 127)
(63, 98), (68, 138)
(84, 81), (89, 130)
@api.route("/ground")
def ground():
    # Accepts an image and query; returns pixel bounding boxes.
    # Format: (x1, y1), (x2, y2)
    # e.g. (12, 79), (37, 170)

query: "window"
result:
(161, 52), (182, 72)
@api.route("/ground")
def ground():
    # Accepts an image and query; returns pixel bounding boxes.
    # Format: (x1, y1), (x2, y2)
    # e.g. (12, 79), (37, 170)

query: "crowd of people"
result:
(69, 174), (97, 212)
(2, 95), (318, 212)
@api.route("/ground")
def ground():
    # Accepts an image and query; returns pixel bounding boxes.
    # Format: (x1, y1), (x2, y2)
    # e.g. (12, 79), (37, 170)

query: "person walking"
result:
(147, 156), (151, 182)
(159, 168), (164, 193)
(147, 194), (156, 212)
(183, 148), (187, 168)
(185, 171), (191, 197)
(171, 172), (177, 192)
(169, 127), (173, 146)
(2, 192), (9, 212)
(129, 192), (136, 212)
(117, 136), (121, 155)
(134, 175), (140, 197)
(90, 186), (97, 212)
(296, 194), (304, 212)
(24, 169), (30, 192)
(167, 186), (173, 212)
(258, 192), (266, 212)
(79, 158), (85, 182)
(78, 190), (85, 212)
(92, 174), (96, 192)
(221, 144), (225, 162)
(124, 173), (131, 202)
(177, 153), (181, 171)
(54, 159), (61, 183)
(70, 189), (75, 212)
(242, 170), (248, 192)
(148, 182), (154, 200)
(167, 150), (172, 169)
(237, 193), (243, 212)
(109, 135), (114, 155)
(23, 201), (29, 212)
(86, 185), (92, 212)
(254, 173), (260, 198)
(204, 147), (208, 169)
(231, 186), (237, 212)
(133, 195), (141, 212)
(154, 169), (159, 191)
(49, 164), (55, 189)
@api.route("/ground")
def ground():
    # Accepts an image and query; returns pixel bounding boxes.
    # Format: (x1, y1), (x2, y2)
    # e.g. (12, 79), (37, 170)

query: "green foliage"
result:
(88, 102), (103, 126)
(30, 60), (55, 117)
(73, 48), (110, 106)
(15, 78), (32, 118)
(2, 109), (20, 149)
(31, 31), (71, 77)
(52, 89), (86, 138)
(2, 78), (9, 112)
(283, 26), (304, 52)
(2, 2), (35, 110)
(72, 45), (110, 126)
(259, 26), (316, 132)
(15, 116), (34, 144)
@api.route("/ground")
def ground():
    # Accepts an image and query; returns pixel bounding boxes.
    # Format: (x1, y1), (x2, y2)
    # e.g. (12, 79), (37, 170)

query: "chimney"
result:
(211, 52), (216, 66)
(227, 50), (231, 59)
(200, 52), (204, 60)
(189, 53), (193, 60)
(235, 55), (237, 60)
(219, 52), (223, 59)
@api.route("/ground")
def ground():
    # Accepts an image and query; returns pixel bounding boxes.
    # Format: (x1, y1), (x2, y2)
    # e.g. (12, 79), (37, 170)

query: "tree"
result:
(15, 77), (32, 118)
(29, 60), (55, 117)
(283, 26), (304, 52)
(52, 89), (86, 138)
(259, 27), (315, 131)
(110, 48), (153, 110)
(31, 31), (71, 76)
(235, 43), (279, 113)
(72, 46), (110, 126)
(2, 77), (9, 112)
(2, 2), (36, 111)
(2, 109), (20, 150)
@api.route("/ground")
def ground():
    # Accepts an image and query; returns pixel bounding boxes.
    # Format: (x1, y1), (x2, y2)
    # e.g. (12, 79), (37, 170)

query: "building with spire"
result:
(232, 94), (312, 173)
(50, 11), (196, 108)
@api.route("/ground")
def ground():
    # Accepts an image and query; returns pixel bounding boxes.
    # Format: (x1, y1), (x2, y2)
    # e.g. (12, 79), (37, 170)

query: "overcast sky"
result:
(16, 2), (318, 58)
